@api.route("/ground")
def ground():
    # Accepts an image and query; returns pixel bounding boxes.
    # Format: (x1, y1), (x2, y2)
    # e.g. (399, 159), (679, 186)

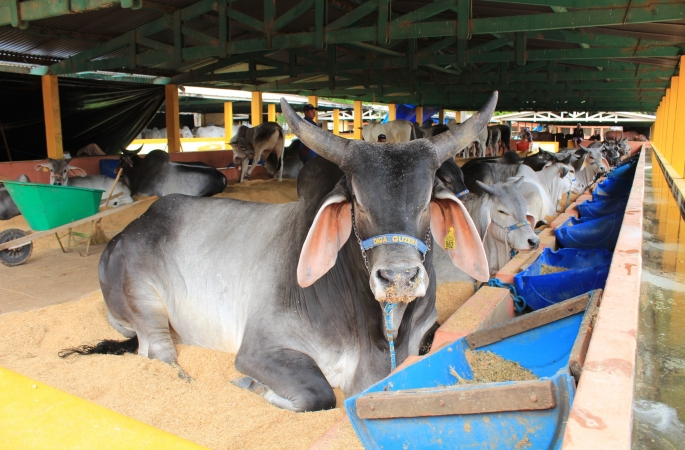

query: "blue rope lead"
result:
(488, 278), (527, 313)
(384, 303), (397, 372)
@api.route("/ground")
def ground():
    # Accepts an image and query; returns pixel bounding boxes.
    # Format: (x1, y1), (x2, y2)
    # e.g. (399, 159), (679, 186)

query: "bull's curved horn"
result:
(429, 91), (498, 163)
(120, 145), (143, 154)
(280, 98), (349, 166)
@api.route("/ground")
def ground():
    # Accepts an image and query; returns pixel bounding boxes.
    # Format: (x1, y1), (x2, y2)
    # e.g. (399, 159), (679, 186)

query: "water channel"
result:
(633, 149), (685, 449)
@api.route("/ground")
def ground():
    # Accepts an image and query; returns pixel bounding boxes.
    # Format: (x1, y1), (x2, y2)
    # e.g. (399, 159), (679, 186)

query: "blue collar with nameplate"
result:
(455, 189), (469, 198)
(361, 234), (428, 254)
(506, 221), (529, 232)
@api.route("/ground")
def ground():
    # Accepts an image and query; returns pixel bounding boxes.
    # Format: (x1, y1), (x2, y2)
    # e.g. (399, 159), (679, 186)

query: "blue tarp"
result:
(381, 105), (441, 124)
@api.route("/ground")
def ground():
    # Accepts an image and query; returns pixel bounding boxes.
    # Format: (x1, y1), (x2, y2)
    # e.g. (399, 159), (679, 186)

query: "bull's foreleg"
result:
(240, 157), (250, 182)
(234, 348), (336, 412)
(245, 148), (265, 181)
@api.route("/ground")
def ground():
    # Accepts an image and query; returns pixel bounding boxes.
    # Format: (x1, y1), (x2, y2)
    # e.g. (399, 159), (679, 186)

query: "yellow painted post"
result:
(333, 108), (340, 135)
(388, 103), (396, 121)
(415, 106), (424, 125)
(665, 78), (679, 164)
(354, 100), (362, 140)
(655, 101), (662, 147)
(41, 75), (63, 159)
(224, 102), (233, 148)
(251, 91), (263, 126)
(164, 84), (181, 153)
(439, 108), (445, 125)
(268, 103), (276, 122)
(308, 95), (318, 123)
(658, 93), (669, 153)
(672, 63), (685, 177)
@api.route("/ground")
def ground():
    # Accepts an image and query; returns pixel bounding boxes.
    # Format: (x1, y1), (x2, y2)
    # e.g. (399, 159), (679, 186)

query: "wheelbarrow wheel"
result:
(0, 228), (33, 267)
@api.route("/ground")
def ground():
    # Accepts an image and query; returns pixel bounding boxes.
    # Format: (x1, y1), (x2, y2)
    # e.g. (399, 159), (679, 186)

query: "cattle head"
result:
(475, 178), (539, 253)
(281, 94), (495, 308)
(118, 146), (144, 170)
(229, 126), (255, 166)
(34, 158), (87, 185)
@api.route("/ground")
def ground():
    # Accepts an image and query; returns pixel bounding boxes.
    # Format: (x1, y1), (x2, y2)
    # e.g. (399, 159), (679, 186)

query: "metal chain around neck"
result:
(350, 202), (432, 276)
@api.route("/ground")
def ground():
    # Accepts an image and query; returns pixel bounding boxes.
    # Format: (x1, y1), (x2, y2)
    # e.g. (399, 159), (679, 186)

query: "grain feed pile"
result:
(0, 291), (346, 450)
(540, 264), (569, 275)
(451, 350), (537, 384)
(435, 282), (475, 324)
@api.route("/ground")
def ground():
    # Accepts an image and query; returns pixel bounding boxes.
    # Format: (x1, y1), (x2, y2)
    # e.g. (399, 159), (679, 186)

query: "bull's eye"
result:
(498, 210), (509, 216)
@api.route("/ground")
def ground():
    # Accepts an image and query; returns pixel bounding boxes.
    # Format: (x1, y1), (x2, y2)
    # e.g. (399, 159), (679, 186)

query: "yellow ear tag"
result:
(42, 167), (49, 172)
(444, 226), (455, 250)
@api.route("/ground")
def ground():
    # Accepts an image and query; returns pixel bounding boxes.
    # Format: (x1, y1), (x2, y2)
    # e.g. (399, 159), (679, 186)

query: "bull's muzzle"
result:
(369, 260), (428, 303)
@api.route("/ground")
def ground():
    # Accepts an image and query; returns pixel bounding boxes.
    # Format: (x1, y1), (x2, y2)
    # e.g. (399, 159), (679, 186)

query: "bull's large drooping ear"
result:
(430, 186), (489, 282)
(68, 166), (88, 177)
(297, 187), (352, 288)
(430, 91), (498, 163)
(34, 163), (50, 172)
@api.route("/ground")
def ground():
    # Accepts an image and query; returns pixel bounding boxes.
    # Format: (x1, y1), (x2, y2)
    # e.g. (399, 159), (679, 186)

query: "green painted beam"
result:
(531, 29), (675, 48)
(490, 0), (634, 8)
(183, 59), (674, 84)
(390, 0), (456, 25)
(0, 0), (123, 27)
(468, 37), (514, 54)
(325, 0), (377, 32)
(273, 0), (315, 31)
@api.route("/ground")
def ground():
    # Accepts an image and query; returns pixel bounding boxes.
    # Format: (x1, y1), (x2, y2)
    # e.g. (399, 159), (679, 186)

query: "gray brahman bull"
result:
(62, 93), (499, 412)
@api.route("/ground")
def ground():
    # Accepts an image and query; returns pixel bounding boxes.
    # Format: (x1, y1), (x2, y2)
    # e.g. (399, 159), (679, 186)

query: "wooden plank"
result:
(0, 197), (156, 252)
(519, 247), (543, 273)
(569, 289), (603, 382)
(356, 380), (555, 420)
(465, 293), (591, 349)
(41, 75), (63, 159)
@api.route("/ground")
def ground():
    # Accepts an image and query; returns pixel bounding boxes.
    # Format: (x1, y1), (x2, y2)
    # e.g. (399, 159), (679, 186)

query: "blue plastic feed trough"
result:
(345, 297), (594, 449)
(578, 196), (629, 219)
(555, 213), (623, 251)
(608, 161), (637, 180)
(594, 178), (633, 198)
(514, 248), (612, 310)
(99, 159), (120, 179)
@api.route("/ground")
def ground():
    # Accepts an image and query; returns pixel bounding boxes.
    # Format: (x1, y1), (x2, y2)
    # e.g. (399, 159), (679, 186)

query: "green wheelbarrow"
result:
(0, 180), (154, 267)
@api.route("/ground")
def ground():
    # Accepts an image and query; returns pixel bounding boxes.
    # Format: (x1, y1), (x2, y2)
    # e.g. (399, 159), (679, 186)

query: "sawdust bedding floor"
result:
(0, 178), (476, 449)
(0, 291), (350, 450)
(0, 278), (467, 450)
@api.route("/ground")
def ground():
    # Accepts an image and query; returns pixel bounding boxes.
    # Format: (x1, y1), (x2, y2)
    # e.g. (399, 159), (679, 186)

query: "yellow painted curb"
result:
(0, 367), (206, 449)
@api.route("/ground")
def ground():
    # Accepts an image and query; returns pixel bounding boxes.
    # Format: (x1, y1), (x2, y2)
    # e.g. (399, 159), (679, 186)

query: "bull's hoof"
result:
(244, 174), (251, 180)
(173, 363), (194, 383)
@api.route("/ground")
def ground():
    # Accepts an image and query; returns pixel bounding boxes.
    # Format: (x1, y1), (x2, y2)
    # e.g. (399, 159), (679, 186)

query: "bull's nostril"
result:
(378, 269), (394, 283)
(528, 238), (540, 249)
(406, 267), (419, 282)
